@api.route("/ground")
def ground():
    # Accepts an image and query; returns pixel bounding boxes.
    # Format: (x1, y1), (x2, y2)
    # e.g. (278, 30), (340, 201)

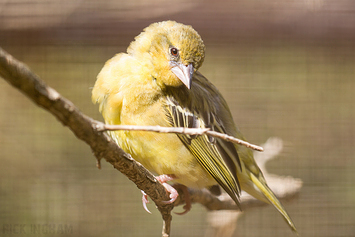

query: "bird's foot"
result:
(156, 174), (179, 204)
(172, 183), (191, 215)
(140, 174), (191, 214)
(141, 174), (178, 213)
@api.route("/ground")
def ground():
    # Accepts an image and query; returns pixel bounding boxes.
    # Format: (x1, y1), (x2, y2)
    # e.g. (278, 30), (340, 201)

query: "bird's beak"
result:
(170, 62), (194, 89)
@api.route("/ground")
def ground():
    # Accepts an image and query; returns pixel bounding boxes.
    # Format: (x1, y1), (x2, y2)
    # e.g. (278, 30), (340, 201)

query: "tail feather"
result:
(249, 173), (298, 234)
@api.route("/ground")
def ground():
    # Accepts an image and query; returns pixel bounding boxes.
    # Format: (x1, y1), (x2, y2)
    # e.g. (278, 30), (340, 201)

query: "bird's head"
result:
(127, 21), (205, 89)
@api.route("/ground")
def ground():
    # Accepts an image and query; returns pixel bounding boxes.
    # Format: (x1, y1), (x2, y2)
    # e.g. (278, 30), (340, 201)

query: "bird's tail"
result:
(249, 172), (298, 234)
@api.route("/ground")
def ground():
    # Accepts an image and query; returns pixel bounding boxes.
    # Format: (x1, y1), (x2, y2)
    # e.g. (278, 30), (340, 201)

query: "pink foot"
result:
(156, 174), (179, 204)
(140, 174), (177, 213)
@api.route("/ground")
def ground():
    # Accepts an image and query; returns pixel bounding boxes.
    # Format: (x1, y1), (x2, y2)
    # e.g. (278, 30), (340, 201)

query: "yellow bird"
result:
(92, 21), (297, 232)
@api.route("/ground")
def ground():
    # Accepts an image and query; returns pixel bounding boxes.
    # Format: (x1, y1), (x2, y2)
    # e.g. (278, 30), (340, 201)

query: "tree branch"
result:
(0, 47), (174, 236)
(0, 47), (302, 236)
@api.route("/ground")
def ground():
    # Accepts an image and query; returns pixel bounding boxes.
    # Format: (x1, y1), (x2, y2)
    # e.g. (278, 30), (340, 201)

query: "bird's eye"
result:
(170, 47), (179, 57)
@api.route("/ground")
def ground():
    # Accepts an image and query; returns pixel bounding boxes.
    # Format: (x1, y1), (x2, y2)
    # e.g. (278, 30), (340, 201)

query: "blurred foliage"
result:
(0, 0), (355, 236)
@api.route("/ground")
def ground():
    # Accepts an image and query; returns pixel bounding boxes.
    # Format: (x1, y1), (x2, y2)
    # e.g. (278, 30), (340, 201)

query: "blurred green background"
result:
(0, 0), (354, 236)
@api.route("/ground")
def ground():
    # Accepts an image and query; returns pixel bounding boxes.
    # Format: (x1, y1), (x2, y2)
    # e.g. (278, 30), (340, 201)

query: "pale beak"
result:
(170, 62), (194, 89)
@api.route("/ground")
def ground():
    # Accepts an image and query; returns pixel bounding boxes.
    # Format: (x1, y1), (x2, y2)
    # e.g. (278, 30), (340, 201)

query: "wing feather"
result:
(165, 97), (241, 207)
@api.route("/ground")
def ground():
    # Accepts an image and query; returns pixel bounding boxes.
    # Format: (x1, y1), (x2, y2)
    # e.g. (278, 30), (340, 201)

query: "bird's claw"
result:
(140, 174), (191, 215)
(141, 190), (151, 214)
(160, 182), (179, 204)
(140, 174), (180, 212)
(155, 174), (178, 204)
(174, 205), (190, 215)
(172, 184), (191, 215)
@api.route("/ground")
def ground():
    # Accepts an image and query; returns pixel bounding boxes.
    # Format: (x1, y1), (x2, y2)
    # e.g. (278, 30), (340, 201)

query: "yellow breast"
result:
(93, 53), (215, 188)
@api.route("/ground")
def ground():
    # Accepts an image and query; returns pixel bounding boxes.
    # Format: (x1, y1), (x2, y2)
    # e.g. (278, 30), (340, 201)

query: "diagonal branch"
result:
(0, 47), (302, 237)
(0, 47), (174, 236)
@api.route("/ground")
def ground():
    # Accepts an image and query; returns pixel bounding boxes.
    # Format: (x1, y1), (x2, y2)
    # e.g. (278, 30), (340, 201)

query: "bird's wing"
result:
(164, 97), (241, 207)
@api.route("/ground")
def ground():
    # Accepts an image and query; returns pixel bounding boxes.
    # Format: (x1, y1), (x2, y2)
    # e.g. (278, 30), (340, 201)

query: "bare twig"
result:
(206, 130), (263, 151)
(101, 124), (264, 152)
(101, 124), (210, 136)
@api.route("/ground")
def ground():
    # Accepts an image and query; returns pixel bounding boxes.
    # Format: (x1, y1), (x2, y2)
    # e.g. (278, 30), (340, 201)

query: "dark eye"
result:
(170, 47), (179, 57)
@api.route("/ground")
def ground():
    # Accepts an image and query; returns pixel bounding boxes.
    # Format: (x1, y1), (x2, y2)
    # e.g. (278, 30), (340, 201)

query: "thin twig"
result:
(101, 124), (210, 135)
(206, 130), (263, 152)
(101, 124), (264, 152)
